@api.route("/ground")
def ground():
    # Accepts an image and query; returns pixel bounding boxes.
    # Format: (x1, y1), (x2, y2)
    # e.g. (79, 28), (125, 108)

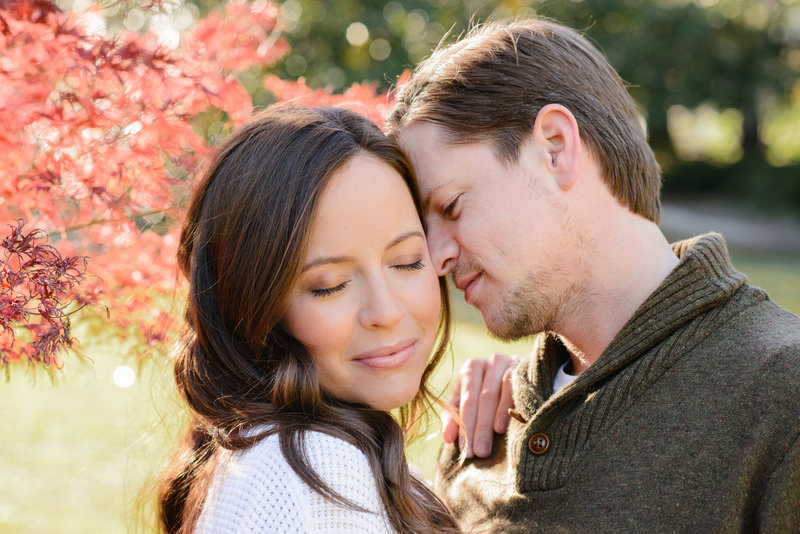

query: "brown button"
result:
(528, 433), (550, 455)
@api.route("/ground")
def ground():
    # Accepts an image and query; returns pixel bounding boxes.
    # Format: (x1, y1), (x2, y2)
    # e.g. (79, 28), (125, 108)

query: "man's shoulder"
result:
(732, 289), (800, 353)
(707, 282), (800, 348)
(698, 291), (800, 395)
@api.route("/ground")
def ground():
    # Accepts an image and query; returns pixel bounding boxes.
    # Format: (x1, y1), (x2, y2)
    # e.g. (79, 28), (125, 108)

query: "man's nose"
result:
(427, 224), (458, 277)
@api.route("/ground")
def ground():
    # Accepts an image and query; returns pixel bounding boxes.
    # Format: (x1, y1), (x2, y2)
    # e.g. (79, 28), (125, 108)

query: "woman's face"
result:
(283, 152), (442, 412)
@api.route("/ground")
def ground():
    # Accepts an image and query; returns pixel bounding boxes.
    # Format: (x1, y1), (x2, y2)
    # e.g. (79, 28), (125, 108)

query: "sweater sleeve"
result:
(758, 429), (800, 531)
(194, 431), (396, 534)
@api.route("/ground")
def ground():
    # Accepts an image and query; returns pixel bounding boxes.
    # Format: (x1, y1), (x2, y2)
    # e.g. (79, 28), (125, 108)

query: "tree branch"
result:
(46, 206), (183, 237)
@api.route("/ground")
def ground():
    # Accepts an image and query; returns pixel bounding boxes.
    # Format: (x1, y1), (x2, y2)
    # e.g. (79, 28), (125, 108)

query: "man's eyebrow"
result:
(422, 183), (447, 214)
(301, 231), (425, 272)
(422, 184), (444, 213)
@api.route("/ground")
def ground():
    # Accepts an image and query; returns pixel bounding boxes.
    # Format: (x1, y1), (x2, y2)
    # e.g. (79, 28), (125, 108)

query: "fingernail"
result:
(475, 438), (490, 457)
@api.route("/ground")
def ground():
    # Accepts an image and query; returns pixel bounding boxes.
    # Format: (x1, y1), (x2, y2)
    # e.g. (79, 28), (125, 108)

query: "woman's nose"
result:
(358, 276), (404, 329)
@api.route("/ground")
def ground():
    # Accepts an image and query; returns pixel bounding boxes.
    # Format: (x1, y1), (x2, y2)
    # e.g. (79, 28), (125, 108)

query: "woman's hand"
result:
(441, 353), (520, 458)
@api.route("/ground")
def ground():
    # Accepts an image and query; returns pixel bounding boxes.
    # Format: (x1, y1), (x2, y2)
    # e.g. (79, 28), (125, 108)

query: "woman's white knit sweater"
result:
(195, 430), (396, 533)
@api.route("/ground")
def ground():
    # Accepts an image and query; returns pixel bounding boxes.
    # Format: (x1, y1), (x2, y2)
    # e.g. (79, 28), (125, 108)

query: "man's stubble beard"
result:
(484, 268), (579, 343)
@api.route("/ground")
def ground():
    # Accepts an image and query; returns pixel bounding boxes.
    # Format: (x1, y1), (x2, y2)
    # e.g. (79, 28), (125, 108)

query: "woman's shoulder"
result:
(295, 430), (375, 476)
(234, 429), (371, 479)
(196, 429), (396, 533)
(245, 429), (388, 515)
(194, 432), (305, 532)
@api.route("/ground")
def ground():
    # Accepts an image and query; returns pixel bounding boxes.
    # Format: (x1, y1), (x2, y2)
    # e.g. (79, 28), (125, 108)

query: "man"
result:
(386, 18), (800, 532)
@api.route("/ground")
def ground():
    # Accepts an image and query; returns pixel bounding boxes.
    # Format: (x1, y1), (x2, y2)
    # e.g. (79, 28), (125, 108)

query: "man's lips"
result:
(455, 272), (481, 301)
(353, 340), (416, 369)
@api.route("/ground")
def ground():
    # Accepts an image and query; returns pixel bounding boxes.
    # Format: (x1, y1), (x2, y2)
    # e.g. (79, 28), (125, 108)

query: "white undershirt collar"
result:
(553, 359), (578, 394)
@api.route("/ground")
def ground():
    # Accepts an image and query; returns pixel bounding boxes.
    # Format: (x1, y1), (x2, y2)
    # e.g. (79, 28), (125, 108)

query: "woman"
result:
(157, 105), (461, 533)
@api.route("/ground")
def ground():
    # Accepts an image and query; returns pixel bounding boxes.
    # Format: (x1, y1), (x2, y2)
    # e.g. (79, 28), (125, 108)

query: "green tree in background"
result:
(265, 0), (800, 214)
(532, 0), (800, 212)
(73, 0), (800, 212)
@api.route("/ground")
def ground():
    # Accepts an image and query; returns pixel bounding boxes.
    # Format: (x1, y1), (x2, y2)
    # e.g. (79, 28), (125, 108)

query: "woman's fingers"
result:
(493, 358), (519, 434)
(470, 354), (516, 457)
(441, 377), (461, 444)
(441, 354), (521, 458)
(457, 358), (487, 457)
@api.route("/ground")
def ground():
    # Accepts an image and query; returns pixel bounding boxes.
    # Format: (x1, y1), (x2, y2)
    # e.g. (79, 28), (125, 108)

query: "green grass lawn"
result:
(1, 248), (797, 534)
(0, 351), (185, 534)
(729, 249), (800, 315)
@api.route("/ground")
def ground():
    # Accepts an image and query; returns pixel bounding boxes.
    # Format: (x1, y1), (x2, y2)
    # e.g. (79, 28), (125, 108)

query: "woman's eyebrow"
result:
(387, 230), (425, 249)
(301, 255), (351, 272)
(301, 230), (424, 272)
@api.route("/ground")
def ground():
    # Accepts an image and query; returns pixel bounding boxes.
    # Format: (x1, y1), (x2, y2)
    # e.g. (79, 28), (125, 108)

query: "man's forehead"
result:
(400, 121), (503, 164)
(398, 124), (453, 194)
(400, 122), (463, 182)
(398, 121), (452, 155)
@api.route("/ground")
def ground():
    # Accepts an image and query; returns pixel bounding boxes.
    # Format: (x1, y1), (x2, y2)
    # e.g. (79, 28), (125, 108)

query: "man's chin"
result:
(481, 306), (544, 342)
(482, 311), (526, 342)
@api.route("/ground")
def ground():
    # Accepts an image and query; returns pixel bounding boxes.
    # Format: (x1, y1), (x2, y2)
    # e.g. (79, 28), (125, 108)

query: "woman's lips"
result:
(354, 340), (416, 369)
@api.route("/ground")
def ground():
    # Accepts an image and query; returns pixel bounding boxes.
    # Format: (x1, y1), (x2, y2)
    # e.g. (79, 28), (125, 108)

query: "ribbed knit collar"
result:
(513, 232), (748, 420)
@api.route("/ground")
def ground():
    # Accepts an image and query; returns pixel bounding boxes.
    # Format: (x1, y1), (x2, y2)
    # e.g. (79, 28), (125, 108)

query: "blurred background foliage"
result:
(77, 0), (800, 217)
(3, 2), (797, 532)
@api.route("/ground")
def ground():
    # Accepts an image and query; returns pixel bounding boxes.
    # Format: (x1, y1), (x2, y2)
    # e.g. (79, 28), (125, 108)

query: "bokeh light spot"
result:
(346, 22), (369, 46)
(113, 365), (136, 388)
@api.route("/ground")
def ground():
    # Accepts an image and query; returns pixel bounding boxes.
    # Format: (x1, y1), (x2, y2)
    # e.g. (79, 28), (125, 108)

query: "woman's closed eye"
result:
(308, 255), (424, 297)
(393, 259), (424, 271)
(311, 281), (348, 297)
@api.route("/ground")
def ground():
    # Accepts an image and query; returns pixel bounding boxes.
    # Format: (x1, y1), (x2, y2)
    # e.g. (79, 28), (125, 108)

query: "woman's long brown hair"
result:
(157, 105), (459, 533)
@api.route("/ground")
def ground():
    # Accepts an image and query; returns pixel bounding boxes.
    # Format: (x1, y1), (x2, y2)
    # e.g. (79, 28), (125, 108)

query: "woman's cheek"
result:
(416, 269), (443, 327)
(286, 299), (351, 360)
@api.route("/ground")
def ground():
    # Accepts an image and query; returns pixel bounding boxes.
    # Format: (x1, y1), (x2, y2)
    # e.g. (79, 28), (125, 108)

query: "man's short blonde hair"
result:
(387, 19), (663, 222)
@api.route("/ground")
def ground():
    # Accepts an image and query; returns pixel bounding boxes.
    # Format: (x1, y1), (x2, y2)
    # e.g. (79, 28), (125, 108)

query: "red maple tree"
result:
(0, 0), (394, 371)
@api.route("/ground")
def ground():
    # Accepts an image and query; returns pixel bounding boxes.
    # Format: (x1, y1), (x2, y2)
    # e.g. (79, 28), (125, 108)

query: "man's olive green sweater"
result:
(437, 234), (800, 533)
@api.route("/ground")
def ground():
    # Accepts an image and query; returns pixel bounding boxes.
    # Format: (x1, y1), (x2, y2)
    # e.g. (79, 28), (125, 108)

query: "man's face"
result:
(399, 122), (577, 340)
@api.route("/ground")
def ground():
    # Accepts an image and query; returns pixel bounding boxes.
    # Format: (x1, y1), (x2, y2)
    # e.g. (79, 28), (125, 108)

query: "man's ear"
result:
(531, 103), (581, 191)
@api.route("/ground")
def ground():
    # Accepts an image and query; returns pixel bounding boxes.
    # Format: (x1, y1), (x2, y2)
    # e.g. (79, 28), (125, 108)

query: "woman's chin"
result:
(367, 389), (419, 413)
